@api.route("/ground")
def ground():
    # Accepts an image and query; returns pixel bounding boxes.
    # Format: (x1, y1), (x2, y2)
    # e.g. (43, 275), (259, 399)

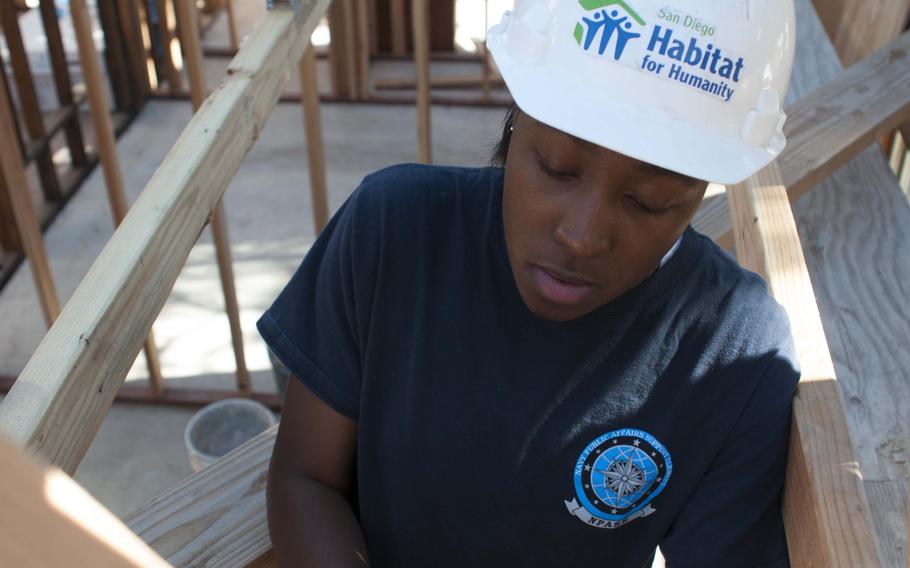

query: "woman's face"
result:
(503, 112), (708, 322)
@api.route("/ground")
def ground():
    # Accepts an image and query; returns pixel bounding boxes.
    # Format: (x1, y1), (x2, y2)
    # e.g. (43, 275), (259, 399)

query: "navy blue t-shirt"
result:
(258, 164), (799, 567)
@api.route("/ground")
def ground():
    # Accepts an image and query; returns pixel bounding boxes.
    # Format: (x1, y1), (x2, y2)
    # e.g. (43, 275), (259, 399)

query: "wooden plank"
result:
(125, 427), (278, 567)
(779, 0), (910, 561)
(0, 432), (173, 568)
(863, 479), (908, 568)
(71, 0), (165, 393)
(411, 0), (431, 163)
(38, 0), (89, 167)
(727, 162), (880, 566)
(177, 0), (250, 392)
(299, 45), (329, 233)
(0, 52), (60, 326)
(692, 29), (910, 248)
(0, 0), (62, 201)
(829, 0), (910, 66)
(0, 1), (330, 473)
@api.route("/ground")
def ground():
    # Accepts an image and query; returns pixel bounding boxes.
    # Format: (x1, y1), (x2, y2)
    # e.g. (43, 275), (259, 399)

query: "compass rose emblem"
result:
(565, 428), (672, 529)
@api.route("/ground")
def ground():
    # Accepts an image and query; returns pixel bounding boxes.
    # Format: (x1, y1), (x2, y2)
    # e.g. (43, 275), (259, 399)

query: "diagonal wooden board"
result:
(752, 0), (910, 564)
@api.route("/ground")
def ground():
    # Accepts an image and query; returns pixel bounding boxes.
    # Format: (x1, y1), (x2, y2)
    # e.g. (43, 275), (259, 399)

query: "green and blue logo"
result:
(573, 0), (646, 60)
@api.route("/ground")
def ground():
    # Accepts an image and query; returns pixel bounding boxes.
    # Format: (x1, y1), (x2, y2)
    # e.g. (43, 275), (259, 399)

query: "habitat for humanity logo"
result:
(573, 0), (645, 60)
(572, 3), (746, 102)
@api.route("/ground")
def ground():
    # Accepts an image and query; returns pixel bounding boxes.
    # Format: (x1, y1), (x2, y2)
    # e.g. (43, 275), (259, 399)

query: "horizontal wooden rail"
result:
(0, 0), (332, 474)
(694, 29), (910, 248)
(126, 426), (278, 567)
(728, 163), (880, 566)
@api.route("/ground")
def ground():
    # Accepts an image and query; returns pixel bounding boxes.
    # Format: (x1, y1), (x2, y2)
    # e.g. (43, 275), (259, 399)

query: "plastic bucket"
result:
(184, 398), (277, 472)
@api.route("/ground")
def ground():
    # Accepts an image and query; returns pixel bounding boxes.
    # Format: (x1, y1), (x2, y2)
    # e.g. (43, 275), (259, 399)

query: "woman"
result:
(258, 0), (798, 566)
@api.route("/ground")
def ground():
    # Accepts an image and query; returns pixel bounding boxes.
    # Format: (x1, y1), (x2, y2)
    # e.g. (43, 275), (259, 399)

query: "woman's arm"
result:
(268, 375), (368, 567)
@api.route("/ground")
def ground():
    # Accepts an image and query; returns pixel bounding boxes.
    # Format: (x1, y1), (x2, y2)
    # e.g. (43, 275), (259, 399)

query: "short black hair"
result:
(489, 103), (519, 168)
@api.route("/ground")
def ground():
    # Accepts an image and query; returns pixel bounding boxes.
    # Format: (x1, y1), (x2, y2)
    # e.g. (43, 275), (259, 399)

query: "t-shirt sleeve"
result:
(660, 352), (799, 568)
(256, 182), (380, 419)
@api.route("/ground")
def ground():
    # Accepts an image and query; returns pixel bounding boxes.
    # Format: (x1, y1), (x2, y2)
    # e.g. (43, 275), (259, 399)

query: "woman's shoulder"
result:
(684, 230), (794, 353)
(356, 163), (503, 204)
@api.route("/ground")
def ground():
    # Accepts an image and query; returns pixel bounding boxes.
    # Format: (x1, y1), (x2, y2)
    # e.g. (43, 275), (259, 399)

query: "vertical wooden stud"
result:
(71, 0), (164, 392)
(390, 0), (406, 55)
(0, 161), (21, 252)
(355, 0), (370, 98)
(95, 0), (135, 112)
(412, 0), (431, 163)
(225, 0), (240, 51)
(0, 0), (63, 201)
(38, 0), (89, 168)
(0, 64), (60, 326)
(117, 0), (152, 100)
(134, 0), (160, 91)
(367, 0), (378, 55)
(155, 0), (184, 94)
(176, 0), (250, 392)
(481, 0), (491, 102)
(299, 45), (329, 233)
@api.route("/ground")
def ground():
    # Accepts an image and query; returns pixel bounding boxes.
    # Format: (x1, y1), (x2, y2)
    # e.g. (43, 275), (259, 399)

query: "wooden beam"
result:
(126, 426), (278, 567)
(38, 0), (89, 168)
(692, 29), (910, 249)
(0, 0), (63, 201)
(71, 0), (165, 392)
(0, 1), (330, 473)
(411, 0), (431, 163)
(177, 0), (250, 393)
(727, 162), (881, 566)
(0, 432), (173, 568)
(0, 53), (60, 327)
(299, 45), (330, 233)
(830, 0), (910, 67)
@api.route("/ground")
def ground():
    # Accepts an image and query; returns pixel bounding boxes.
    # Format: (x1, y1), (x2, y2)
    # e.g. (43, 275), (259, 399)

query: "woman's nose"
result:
(553, 197), (612, 258)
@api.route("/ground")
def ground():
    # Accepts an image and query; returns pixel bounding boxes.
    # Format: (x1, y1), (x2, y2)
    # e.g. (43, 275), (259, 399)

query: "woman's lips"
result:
(530, 265), (596, 305)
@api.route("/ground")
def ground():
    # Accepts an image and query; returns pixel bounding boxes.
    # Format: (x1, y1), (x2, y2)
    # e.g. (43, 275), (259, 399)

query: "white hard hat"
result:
(488, 0), (796, 185)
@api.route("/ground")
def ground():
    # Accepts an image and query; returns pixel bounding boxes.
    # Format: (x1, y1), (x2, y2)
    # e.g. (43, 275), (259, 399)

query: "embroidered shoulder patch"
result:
(565, 428), (672, 529)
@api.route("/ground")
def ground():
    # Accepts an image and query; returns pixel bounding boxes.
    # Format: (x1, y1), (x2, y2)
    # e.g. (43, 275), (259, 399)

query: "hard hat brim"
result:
(489, 31), (785, 186)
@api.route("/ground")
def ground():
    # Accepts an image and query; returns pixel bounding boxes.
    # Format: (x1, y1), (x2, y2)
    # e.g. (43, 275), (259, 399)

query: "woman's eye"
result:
(626, 194), (669, 216)
(537, 158), (576, 181)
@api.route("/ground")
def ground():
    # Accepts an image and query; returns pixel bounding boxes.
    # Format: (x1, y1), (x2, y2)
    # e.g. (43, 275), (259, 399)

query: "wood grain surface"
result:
(776, 0), (910, 562)
(692, 28), (910, 247)
(126, 426), (278, 567)
(729, 163), (880, 566)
